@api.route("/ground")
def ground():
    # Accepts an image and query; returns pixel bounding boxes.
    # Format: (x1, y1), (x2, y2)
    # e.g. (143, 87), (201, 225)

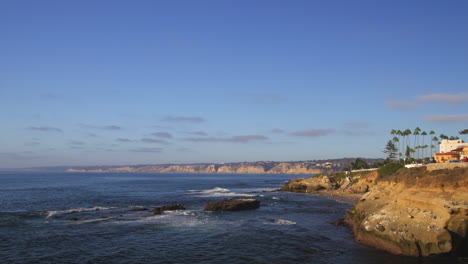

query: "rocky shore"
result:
(281, 167), (468, 257)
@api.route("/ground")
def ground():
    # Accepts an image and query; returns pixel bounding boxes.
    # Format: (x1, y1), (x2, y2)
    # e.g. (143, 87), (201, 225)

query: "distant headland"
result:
(17, 158), (385, 174)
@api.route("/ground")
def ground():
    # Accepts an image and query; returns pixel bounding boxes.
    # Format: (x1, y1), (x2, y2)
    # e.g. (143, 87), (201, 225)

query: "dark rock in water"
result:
(129, 208), (148, 212)
(204, 198), (260, 211)
(329, 218), (349, 227)
(68, 217), (80, 221)
(152, 204), (185, 215)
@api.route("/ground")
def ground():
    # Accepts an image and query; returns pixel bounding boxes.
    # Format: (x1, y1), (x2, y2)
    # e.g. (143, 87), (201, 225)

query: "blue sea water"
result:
(0, 172), (460, 264)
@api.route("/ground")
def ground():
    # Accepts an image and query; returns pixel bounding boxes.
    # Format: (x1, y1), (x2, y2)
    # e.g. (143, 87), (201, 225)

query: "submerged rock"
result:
(152, 204), (185, 215)
(204, 198), (260, 211)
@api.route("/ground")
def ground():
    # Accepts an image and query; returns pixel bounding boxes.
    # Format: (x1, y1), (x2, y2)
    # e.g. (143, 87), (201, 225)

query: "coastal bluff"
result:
(67, 162), (321, 174)
(281, 167), (468, 257)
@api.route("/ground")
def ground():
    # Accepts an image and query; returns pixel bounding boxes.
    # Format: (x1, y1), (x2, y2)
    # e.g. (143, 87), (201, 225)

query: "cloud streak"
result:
(80, 124), (122, 130)
(271, 128), (285, 133)
(417, 93), (468, 104)
(184, 135), (268, 143)
(130, 147), (163, 153)
(151, 132), (173, 139)
(27, 126), (63, 132)
(423, 114), (468, 123)
(141, 138), (170, 144)
(291, 129), (335, 137)
(164, 116), (205, 123)
(116, 138), (132, 142)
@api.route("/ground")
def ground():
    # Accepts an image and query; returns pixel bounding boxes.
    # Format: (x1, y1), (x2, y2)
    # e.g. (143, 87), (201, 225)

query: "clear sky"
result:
(1, 0), (467, 168)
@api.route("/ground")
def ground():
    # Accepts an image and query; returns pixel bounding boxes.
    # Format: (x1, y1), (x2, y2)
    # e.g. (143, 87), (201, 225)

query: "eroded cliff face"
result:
(67, 162), (321, 175)
(345, 167), (468, 256)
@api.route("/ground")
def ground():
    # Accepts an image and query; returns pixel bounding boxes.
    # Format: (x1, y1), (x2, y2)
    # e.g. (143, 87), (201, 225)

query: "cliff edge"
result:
(345, 167), (468, 256)
(281, 167), (468, 257)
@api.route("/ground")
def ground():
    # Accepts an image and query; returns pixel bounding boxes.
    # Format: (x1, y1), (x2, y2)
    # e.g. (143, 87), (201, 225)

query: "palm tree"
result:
(429, 130), (435, 156)
(404, 129), (412, 159)
(421, 131), (427, 159)
(432, 136), (439, 154)
(413, 127), (421, 152)
(393, 136), (399, 159)
(396, 130), (403, 159)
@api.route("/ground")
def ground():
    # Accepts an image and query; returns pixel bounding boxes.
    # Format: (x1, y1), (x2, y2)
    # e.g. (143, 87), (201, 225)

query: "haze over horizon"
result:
(1, 0), (467, 169)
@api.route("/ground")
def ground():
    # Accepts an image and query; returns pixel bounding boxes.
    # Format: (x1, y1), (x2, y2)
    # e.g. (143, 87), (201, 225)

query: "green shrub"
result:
(377, 162), (404, 178)
(333, 172), (347, 179)
(352, 178), (359, 185)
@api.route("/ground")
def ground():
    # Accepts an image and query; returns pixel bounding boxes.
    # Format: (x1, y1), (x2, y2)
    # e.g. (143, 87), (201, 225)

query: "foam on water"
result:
(190, 187), (255, 197)
(268, 219), (297, 225)
(45, 206), (118, 218)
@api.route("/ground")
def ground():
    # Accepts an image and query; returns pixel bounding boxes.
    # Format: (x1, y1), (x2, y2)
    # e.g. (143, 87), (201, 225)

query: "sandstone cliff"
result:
(67, 162), (321, 175)
(345, 167), (468, 256)
(281, 167), (468, 257)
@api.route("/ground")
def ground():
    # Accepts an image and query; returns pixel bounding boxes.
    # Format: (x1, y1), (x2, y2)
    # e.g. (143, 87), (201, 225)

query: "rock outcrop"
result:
(345, 167), (468, 256)
(152, 204), (186, 215)
(280, 171), (377, 195)
(204, 198), (260, 211)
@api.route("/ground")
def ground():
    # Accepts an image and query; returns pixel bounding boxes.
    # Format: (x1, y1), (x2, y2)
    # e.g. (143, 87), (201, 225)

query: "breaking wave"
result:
(190, 187), (255, 197)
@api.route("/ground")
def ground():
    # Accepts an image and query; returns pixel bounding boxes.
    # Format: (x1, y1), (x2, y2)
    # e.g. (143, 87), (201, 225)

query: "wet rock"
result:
(152, 204), (185, 215)
(204, 198), (260, 211)
(129, 208), (148, 212)
(329, 218), (349, 227)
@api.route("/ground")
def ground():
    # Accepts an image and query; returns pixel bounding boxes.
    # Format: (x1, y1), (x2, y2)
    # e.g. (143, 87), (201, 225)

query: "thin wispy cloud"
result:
(291, 129), (335, 137)
(0, 152), (41, 160)
(80, 124), (122, 130)
(141, 138), (170, 144)
(151, 132), (173, 139)
(130, 147), (163, 153)
(164, 116), (205, 123)
(184, 135), (268, 143)
(271, 128), (285, 133)
(385, 100), (418, 110)
(417, 93), (468, 104)
(116, 138), (132, 142)
(184, 131), (208, 136)
(423, 114), (468, 123)
(27, 126), (63, 132)
(70, 141), (85, 145)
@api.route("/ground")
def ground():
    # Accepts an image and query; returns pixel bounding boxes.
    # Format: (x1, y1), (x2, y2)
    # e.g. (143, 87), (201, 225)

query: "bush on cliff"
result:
(377, 162), (405, 178)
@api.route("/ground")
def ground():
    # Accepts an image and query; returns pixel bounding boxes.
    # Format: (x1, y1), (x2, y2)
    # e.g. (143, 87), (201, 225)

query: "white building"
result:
(439, 139), (468, 153)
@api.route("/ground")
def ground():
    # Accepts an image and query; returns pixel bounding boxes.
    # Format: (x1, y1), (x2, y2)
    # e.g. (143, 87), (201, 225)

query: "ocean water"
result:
(0, 172), (460, 264)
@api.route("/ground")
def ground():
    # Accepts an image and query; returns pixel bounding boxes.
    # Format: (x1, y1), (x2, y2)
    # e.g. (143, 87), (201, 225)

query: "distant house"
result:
(434, 152), (460, 163)
(439, 139), (468, 153)
(452, 146), (468, 161)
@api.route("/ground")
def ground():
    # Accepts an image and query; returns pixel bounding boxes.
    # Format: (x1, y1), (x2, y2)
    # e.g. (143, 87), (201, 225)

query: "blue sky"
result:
(1, 0), (467, 168)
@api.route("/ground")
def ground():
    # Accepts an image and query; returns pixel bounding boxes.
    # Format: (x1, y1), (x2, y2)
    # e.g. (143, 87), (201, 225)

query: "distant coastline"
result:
(61, 158), (383, 174)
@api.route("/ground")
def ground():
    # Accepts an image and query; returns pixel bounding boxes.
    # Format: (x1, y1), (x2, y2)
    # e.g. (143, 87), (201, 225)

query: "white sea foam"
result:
(268, 219), (296, 226)
(45, 206), (117, 218)
(191, 187), (255, 197)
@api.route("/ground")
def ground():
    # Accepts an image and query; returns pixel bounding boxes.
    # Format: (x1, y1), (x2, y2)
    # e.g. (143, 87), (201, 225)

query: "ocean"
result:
(0, 172), (459, 264)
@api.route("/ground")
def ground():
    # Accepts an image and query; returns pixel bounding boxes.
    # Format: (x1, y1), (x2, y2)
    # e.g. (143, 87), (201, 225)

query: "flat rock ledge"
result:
(204, 198), (260, 211)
